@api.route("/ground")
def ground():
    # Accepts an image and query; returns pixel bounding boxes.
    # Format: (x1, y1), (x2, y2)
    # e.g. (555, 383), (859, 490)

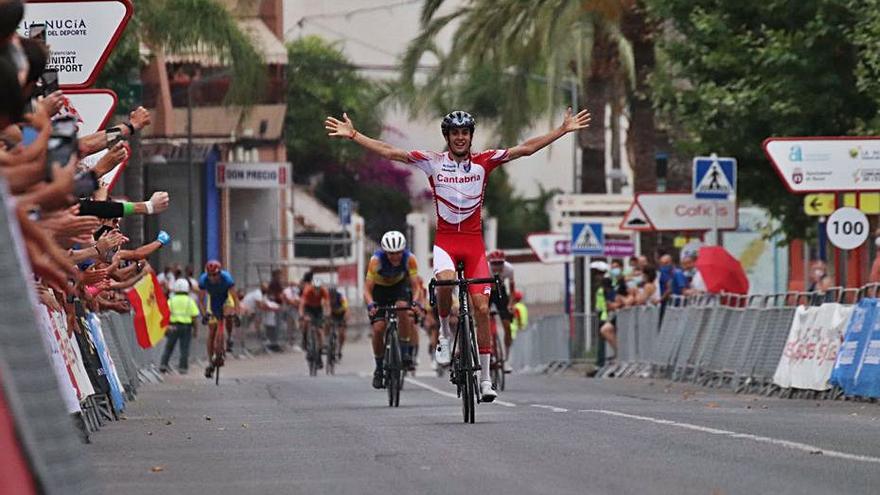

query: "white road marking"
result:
(531, 404), (569, 413)
(581, 409), (880, 465)
(406, 377), (516, 407)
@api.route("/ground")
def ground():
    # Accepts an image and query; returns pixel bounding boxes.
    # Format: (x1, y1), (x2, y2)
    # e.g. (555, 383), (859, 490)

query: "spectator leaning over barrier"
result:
(160, 279), (200, 374)
(599, 261), (630, 356)
(807, 260), (833, 293)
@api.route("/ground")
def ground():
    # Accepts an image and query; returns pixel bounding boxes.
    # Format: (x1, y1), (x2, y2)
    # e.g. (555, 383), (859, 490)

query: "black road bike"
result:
(430, 262), (501, 424)
(325, 318), (339, 376)
(375, 305), (413, 407)
(304, 316), (323, 377)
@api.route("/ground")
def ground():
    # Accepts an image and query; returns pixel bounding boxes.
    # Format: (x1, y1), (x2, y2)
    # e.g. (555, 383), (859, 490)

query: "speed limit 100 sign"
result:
(826, 207), (869, 250)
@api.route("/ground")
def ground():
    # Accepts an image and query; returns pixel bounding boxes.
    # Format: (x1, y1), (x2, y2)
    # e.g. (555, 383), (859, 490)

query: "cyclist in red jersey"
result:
(325, 107), (590, 401)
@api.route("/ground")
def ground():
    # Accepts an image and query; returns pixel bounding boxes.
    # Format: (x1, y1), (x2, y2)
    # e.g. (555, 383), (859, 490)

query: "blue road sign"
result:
(571, 222), (604, 256)
(338, 197), (352, 226)
(693, 156), (736, 200)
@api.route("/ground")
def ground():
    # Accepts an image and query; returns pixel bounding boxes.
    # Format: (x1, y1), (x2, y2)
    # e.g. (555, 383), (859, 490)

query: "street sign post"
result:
(803, 193), (835, 216)
(19, 0), (134, 88)
(826, 207), (869, 250)
(630, 193), (737, 231)
(526, 233), (572, 264)
(338, 198), (353, 226)
(571, 223), (604, 256)
(764, 137), (880, 193)
(693, 155), (736, 199)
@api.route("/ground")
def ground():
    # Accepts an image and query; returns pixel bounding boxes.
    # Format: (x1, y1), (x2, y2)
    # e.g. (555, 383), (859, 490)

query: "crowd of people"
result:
(1, 1), (173, 439)
(596, 252), (705, 358)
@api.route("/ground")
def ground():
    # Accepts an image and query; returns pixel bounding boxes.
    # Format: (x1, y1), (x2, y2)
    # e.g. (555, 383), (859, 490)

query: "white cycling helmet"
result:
(381, 230), (406, 252)
(173, 279), (190, 293)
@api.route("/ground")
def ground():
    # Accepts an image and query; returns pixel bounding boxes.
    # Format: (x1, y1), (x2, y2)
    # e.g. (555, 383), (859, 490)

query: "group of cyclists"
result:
(187, 105), (590, 405)
(326, 105), (591, 402)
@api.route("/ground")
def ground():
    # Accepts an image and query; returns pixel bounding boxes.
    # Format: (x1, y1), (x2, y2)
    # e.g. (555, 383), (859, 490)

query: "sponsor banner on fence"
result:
(773, 303), (853, 391)
(39, 306), (95, 403)
(36, 305), (81, 414)
(848, 300), (880, 398)
(831, 299), (876, 393)
(84, 313), (125, 413)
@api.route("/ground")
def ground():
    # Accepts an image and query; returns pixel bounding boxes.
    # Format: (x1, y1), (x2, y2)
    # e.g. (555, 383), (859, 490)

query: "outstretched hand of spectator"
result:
(81, 267), (111, 286)
(129, 106), (151, 131)
(148, 191), (170, 214)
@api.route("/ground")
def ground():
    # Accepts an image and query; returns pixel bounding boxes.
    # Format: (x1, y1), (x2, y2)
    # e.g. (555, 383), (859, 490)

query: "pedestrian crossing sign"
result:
(693, 156), (736, 200)
(571, 222), (604, 256)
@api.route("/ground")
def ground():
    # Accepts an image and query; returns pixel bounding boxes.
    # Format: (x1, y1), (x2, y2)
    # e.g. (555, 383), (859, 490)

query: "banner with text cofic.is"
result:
(831, 299), (877, 393)
(773, 303), (853, 391)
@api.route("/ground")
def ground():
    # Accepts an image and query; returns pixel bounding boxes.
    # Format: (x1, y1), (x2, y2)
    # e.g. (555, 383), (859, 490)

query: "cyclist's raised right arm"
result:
(325, 113), (409, 163)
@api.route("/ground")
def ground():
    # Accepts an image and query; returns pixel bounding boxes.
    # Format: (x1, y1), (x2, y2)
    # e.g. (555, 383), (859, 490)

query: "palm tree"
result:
(401, 0), (635, 194)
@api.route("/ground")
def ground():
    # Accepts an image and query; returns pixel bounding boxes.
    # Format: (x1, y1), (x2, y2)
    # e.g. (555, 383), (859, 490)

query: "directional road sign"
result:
(803, 193), (835, 217)
(571, 222), (604, 256)
(526, 233), (572, 264)
(764, 137), (880, 192)
(20, 0), (134, 88)
(65, 89), (117, 134)
(634, 193), (737, 231)
(693, 156), (736, 199)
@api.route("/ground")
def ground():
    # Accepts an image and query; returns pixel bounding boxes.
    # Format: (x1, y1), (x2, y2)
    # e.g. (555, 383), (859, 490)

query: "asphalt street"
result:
(87, 339), (880, 495)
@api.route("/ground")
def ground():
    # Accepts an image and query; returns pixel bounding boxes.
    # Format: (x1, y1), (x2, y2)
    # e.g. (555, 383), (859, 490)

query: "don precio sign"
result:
(216, 162), (291, 189)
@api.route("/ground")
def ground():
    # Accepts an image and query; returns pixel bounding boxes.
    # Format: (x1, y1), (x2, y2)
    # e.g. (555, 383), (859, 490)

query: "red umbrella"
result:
(695, 246), (749, 294)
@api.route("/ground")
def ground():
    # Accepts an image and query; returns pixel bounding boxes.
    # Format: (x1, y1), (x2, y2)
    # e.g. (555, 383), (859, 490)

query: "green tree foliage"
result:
(285, 36), (412, 241)
(97, 0), (266, 109)
(646, 0), (879, 241)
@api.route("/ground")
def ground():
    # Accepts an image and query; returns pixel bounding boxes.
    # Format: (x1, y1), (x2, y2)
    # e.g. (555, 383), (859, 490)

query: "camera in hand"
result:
(46, 116), (78, 170)
(38, 69), (59, 98)
(73, 170), (98, 198)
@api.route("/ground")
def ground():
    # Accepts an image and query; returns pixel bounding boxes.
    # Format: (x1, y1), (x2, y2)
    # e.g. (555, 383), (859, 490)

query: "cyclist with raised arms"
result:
(364, 231), (423, 389)
(198, 260), (240, 379)
(487, 249), (516, 371)
(326, 107), (590, 402)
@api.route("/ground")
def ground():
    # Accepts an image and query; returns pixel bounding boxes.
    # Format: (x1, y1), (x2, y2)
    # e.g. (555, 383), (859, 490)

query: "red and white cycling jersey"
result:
(406, 149), (510, 235)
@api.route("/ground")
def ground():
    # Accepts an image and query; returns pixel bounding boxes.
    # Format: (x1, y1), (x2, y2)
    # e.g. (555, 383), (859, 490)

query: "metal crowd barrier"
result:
(596, 287), (877, 400)
(508, 313), (592, 373)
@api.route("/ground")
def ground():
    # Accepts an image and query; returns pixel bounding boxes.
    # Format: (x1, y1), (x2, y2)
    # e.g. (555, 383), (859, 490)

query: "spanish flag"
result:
(126, 273), (170, 348)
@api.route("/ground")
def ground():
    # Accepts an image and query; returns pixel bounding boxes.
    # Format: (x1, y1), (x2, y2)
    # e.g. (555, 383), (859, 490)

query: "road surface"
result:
(87, 339), (880, 494)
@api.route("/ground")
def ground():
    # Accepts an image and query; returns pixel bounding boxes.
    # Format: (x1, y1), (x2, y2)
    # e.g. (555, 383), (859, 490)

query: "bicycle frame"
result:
(429, 261), (502, 423)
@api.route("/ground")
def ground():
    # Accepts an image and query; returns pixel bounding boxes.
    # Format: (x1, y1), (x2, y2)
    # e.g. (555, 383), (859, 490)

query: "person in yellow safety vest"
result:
(160, 279), (201, 374)
(510, 290), (529, 339)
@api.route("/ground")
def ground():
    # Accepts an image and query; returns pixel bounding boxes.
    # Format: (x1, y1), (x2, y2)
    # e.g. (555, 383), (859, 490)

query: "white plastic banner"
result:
(773, 303), (854, 391)
(47, 307), (95, 401)
(36, 305), (81, 413)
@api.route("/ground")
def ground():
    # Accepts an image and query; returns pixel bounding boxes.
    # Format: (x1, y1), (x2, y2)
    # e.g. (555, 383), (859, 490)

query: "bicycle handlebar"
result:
(373, 304), (415, 312)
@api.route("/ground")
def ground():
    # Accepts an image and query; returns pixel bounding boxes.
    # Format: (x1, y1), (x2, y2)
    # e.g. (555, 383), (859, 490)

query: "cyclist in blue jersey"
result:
(198, 260), (240, 378)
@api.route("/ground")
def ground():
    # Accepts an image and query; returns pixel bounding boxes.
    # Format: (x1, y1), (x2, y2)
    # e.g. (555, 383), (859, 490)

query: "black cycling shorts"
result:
(304, 305), (323, 322)
(490, 287), (513, 321)
(369, 280), (411, 324)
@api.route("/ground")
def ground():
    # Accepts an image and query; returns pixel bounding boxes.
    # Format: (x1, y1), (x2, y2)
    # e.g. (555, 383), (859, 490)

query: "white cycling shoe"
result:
(435, 337), (451, 365)
(480, 380), (497, 402)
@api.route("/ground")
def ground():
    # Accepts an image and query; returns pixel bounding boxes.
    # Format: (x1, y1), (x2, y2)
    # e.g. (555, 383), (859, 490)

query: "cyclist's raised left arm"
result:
(507, 107), (591, 161)
(325, 113), (409, 163)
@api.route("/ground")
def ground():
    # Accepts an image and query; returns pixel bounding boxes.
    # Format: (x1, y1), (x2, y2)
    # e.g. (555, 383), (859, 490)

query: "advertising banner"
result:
(848, 300), (880, 398)
(831, 298), (877, 394)
(773, 303), (853, 391)
(84, 313), (125, 413)
(36, 305), (81, 413)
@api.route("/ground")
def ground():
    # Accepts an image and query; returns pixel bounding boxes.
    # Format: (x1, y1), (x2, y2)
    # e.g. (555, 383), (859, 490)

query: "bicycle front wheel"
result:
(326, 327), (337, 376)
(308, 327), (318, 377)
(459, 320), (475, 424)
(386, 326), (402, 407)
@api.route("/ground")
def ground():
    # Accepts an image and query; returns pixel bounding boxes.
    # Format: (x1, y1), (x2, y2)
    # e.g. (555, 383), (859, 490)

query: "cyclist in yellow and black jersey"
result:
(327, 285), (349, 360)
(364, 231), (424, 389)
